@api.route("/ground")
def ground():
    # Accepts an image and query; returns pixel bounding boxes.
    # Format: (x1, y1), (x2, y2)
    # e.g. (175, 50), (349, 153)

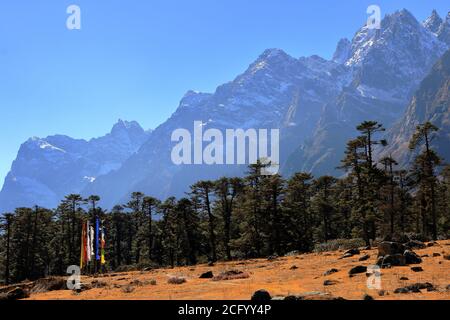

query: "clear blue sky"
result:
(0, 0), (448, 185)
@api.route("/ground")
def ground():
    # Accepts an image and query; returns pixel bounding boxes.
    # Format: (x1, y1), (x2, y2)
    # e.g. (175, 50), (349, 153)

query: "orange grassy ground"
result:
(27, 240), (450, 300)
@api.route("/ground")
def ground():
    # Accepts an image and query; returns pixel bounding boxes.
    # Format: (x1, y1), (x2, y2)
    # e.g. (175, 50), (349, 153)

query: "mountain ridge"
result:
(1, 9), (449, 211)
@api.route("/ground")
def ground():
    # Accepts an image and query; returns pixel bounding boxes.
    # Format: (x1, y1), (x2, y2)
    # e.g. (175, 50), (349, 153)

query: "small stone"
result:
(323, 268), (338, 276)
(199, 271), (214, 279)
(359, 254), (370, 261)
(344, 248), (361, 256)
(411, 267), (424, 272)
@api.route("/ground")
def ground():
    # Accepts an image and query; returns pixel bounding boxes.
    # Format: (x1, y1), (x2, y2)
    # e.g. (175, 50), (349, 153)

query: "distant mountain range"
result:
(1, 9), (449, 212)
(0, 120), (150, 210)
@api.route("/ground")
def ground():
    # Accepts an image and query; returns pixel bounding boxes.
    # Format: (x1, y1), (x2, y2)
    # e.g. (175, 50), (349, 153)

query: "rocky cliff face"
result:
(283, 9), (449, 177)
(380, 49), (450, 167)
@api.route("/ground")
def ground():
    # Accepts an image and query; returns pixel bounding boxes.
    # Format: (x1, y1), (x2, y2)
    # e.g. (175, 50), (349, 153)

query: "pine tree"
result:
(214, 177), (243, 260)
(142, 196), (160, 262)
(409, 122), (441, 240)
(284, 173), (314, 252)
(190, 181), (217, 262)
(312, 176), (337, 242)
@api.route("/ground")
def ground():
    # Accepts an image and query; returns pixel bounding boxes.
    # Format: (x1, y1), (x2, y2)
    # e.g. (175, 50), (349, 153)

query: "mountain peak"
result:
(111, 119), (143, 134)
(437, 12), (450, 45)
(259, 48), (289, 59)
(332, 38), (351, 64)
(254, 48), (296, 66)
(382, 9), (419, 29)
(423, 9), (443, 33)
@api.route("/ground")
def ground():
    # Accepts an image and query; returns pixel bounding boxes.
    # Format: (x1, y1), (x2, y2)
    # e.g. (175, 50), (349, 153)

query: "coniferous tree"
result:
(190, 181), (217, 262)
(214, 177), (243, 260)
(284, 172), (314, 252)
(409, 122), (441, 240)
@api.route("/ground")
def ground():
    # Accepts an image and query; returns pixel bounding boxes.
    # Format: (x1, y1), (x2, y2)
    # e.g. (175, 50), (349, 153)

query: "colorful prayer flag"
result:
(80, 221), (87, 268)
(95, 217), (100, 261)
(101, 224), (106, 265)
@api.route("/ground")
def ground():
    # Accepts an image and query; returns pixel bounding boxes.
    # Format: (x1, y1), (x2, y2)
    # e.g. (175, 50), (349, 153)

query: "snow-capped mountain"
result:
(423, 10), (443, 34)
(0, 120), (150, 211)
(83, 49), (351, 207)
(283, 9), (449, 177)
(1, 9), (449, 211)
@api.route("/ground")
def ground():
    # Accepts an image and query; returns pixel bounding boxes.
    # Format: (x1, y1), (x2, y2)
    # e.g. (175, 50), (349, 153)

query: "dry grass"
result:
(20, 240), (450, 300)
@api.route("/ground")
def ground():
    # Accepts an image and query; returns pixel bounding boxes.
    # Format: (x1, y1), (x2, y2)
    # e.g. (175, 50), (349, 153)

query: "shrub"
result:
(167, 277), (186, 285)
(314, 239), (366, 253)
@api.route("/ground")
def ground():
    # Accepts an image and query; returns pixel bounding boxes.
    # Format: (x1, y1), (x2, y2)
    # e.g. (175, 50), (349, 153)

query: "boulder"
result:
(378, 242), (405, 257)
(349, 266), (367, 275)
(395, 282), (434, 294)
(363, 294), (374, 300)
(432, 253), (441, 257)
(395, 287), (420, 294)
(251, 290), (272, 301)
(378, 254), (406, 267)
(403, 250), (422, 264)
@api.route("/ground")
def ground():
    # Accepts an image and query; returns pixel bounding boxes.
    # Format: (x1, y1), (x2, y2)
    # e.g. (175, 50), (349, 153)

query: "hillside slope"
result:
(14, 240), (450, 301)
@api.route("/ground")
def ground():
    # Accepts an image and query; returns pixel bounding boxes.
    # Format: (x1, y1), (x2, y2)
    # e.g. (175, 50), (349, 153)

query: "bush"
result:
(212, 270), (250, 281)
(121, 285), (135, 293)
(314, 239), (366, 253)
(167, 277), (186, 285)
